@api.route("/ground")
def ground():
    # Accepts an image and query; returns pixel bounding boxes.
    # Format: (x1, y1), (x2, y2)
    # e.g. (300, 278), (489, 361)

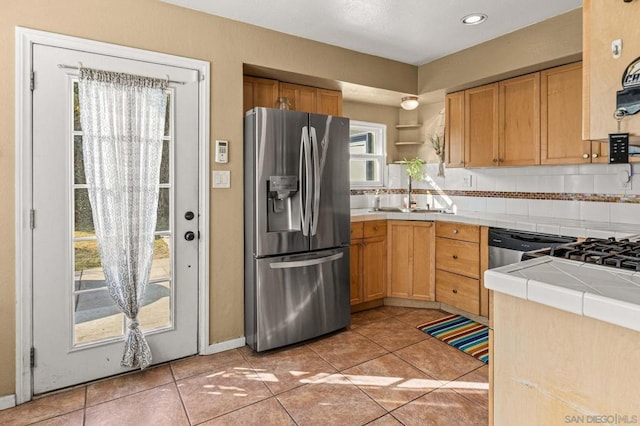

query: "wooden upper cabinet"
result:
(280, 82), (317, 113)
(316, 89), (343, 116)
(465, 83), (499, 167)
(244, 77), (343, 116)
(583, 0), (640, 141)
(445, 91), (465, 168)
(499, 72), (541, 166)
(243, 76), (279, 112)
(541, 62), (592, 165)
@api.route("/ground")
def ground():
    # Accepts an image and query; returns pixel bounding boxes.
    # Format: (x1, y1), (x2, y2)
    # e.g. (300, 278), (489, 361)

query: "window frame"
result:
(349, 120), (386, 188)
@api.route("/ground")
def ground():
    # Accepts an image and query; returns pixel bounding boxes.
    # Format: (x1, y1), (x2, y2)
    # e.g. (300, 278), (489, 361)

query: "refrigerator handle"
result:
(269, 252), (343, 269)
(299, 126), (312, 236)
(310, 127), (320, 236)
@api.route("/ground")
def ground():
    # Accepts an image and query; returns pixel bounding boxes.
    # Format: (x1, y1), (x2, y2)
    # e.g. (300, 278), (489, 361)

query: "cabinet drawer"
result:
(351, 222), (364, 240)
(364, 220), (387, 238)
(436, 270), (480, 315)
(436, 221), (479, 243)
(436, 237), (479, 278)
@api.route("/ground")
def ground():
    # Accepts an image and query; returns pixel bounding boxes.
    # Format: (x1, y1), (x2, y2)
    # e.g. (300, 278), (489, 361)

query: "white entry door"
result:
(32, 44), (200, 394)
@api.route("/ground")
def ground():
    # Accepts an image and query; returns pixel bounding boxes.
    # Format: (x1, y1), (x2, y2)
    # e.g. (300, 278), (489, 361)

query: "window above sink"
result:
(349, 120), (386, 188)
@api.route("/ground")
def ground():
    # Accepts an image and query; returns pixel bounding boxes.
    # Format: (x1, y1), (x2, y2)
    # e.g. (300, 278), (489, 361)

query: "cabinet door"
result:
(363, 235), (386, 301)
(316, 89), (343, 116)
(243, 76), (279, 111)
(349, 240), (363, 305)
(465, 83), (499, 167)
(388, 222), (413, 298)
(590, 141), (609, 163)
(280, 82), (317, 113)
(445, 91), (465, 168)
(411, 222), (435, 301)
(499, 73), (541, 166)
(584, 0), (640, 142)
(541, 62), (591, 164)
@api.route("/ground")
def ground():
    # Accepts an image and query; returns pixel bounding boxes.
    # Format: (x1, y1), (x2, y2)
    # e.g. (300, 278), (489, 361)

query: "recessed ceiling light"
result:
(461, 13), (488, 25)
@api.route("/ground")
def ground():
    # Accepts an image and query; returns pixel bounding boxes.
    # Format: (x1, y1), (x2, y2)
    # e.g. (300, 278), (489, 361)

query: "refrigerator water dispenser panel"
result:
(267, 175), (301, 232)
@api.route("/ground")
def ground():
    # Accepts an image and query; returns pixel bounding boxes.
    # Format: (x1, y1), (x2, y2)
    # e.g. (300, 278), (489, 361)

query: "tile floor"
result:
(0, 306), (489, 426)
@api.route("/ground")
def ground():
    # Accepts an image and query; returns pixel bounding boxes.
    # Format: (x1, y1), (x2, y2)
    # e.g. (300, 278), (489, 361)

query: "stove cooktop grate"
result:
(537, 237), (640, 272)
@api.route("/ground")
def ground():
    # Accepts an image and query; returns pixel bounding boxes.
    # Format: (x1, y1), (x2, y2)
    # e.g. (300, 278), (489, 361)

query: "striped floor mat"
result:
(417, 314), (489, 363)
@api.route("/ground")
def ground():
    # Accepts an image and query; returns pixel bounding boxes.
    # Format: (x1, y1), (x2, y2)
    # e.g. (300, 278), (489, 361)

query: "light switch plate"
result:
(212, 170), (230, 188)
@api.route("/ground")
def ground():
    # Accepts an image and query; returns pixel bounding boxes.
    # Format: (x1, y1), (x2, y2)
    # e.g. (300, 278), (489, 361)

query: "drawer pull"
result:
(452, 289), (458, 294)
(452, 229), (459, 234)
(452, 255), (458, 260)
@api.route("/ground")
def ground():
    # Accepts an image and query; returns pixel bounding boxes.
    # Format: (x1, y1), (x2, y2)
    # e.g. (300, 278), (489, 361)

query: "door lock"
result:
(185, 211), (195, 221)
(184, 231), (196, 241)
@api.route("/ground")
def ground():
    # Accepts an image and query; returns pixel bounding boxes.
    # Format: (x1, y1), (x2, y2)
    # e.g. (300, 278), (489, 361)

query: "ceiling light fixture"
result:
(461, 13), (488, 25)
(400, 96), (419, 110)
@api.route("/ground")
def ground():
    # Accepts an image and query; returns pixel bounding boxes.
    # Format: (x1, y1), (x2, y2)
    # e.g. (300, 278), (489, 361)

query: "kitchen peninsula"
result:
(352, 209), (640, 424)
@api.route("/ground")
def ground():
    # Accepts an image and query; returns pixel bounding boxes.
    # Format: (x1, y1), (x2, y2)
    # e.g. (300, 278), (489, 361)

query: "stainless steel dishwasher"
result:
(488, 228), (577, 269)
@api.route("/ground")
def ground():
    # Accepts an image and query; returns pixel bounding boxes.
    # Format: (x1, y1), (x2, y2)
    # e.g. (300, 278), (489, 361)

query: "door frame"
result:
(15, 27), (210, 404)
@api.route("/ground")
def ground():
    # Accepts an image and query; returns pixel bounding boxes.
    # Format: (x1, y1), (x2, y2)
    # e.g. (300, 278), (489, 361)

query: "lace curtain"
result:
(79, 67), (168, 369)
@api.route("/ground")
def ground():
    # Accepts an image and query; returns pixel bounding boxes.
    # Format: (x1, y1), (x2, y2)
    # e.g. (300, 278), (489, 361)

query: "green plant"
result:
(402, 157), (425, 182)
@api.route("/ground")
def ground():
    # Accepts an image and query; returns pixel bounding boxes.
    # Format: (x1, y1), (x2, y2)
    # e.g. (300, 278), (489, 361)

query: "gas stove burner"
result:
(528, 236), (640, 271)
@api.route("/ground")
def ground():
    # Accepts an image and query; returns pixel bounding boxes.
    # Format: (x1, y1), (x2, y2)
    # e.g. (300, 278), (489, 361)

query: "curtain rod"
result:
(57, 64), (187, 85)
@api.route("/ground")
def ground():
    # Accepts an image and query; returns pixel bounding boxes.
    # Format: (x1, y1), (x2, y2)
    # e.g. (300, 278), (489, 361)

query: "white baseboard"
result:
(0, 394), (16, 411)
(201, 336), (246, 355)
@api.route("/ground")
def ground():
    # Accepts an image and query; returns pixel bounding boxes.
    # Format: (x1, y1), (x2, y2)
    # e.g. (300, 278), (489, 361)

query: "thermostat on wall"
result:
(215, 140), (229, 163)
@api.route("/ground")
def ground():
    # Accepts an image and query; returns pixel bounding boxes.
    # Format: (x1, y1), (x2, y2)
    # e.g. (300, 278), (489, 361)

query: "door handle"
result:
(310, 126), (320, 236)
(270, 252), (343, 269)
(184, 231), (196, 241)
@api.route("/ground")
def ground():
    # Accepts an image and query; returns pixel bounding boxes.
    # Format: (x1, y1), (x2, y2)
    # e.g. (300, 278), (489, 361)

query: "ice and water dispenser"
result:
(267, 175), (301, 232)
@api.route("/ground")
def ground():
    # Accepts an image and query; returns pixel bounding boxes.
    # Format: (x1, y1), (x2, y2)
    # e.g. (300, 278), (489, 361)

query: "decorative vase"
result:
(437, 159), (445, 177)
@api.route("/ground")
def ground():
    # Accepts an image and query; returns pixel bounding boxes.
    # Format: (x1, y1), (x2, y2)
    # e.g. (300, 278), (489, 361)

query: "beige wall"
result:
(0, 0), (416, 396)
(418, 9), (583, 95)
(343, 101), (400, 163)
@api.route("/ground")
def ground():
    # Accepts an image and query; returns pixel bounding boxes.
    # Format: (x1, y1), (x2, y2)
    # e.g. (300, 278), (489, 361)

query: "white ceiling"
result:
(162, 0), (581, 66)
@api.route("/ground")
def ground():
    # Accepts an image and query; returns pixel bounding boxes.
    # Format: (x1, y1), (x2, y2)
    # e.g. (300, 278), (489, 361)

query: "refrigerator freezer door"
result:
(247, 247), (350, 352)
(309, 114), (351, 250)
(246, 108), (311, 257)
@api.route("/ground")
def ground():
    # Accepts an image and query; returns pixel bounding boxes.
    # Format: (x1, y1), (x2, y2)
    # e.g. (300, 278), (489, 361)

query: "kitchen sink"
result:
(369, 206), (449, 213)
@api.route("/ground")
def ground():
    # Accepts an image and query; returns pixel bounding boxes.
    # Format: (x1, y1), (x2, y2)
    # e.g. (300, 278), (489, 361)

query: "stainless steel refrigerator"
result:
(244, 107), (351, 352)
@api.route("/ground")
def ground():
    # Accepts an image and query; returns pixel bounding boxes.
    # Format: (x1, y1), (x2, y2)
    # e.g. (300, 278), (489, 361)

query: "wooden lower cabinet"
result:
(362, 235), (386, 301)
(435, 222), (485, 316)
(387, 221), (435, 300)
(435, 270), (480, 315)
(350, 221), (387, 305)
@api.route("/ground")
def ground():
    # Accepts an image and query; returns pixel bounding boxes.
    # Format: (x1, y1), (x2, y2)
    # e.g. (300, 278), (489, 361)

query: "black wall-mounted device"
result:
(609, 133), (630, 163)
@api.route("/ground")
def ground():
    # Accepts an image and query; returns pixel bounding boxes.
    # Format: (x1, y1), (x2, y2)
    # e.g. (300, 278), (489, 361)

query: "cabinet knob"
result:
(583, 153), (589, 159)
(459, 160), (464, 164)
(452, 289), (458, 294)
(492, 158), (498, 163)
(452, 255), (458, 260)
(592, 153), (599, 159)
(452, 229), (459, 234)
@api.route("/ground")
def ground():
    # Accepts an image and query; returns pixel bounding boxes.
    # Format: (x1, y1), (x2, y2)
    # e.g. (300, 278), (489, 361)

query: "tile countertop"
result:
(485, 257), (640, 332)
(350, 208), (638, 239)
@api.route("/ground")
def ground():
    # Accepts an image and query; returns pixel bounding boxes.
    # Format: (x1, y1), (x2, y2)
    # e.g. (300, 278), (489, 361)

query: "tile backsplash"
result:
(351, 163), (640, 225)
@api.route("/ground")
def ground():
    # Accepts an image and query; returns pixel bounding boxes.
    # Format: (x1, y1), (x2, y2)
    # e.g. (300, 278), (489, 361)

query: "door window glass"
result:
(71, 81), (174, 347)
